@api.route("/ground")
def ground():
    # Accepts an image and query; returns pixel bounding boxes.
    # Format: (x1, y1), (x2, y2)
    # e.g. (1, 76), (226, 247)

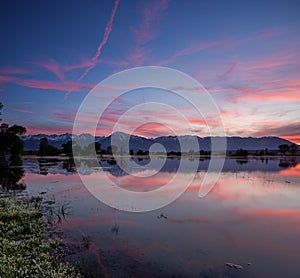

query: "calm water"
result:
(17, 157), (300, 277)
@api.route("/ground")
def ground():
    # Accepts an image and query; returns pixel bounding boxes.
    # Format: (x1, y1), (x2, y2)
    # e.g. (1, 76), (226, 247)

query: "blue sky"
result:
(0, 0), (299, 143)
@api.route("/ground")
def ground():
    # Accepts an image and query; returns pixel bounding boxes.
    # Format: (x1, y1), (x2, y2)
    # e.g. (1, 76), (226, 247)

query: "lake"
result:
(11, 156), (300, 277)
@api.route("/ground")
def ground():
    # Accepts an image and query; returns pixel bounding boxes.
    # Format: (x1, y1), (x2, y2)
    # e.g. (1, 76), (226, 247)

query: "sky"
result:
(0, 0), (299, 143)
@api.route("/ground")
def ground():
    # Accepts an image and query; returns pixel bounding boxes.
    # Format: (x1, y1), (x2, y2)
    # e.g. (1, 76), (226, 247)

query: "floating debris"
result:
(225, 262), (243, 269)
(247, 262), (252, 266)
(157, 214), (168, 219)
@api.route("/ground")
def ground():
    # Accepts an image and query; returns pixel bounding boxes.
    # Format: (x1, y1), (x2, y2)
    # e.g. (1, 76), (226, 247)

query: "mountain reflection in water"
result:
(5, 156), (300, 277)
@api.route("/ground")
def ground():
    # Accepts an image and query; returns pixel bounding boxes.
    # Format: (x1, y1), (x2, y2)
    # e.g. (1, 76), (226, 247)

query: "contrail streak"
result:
(65, 0), (120, 99)
(79, 0), (120, 80)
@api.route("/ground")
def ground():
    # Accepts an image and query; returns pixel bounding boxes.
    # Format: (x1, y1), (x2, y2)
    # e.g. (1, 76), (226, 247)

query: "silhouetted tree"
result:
(278, 144), (289, 155)
(235, 148), (249, 157)
(288, 144), (298, 155)
(136, 149), (149, 156)
(37, 137), (60, 156)
(0, 103), (26, 165)
(0, 164), (25, 190)
(200, 150), (211, 156)
(265, 148), (269, 155)
(0, 102), (3, 123)
(0, 102), (26, 189)
(62, 141), (73, 156)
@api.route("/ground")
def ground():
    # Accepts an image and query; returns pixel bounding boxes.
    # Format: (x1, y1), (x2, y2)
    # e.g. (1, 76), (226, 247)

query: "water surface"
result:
(18, 156), (300, 277)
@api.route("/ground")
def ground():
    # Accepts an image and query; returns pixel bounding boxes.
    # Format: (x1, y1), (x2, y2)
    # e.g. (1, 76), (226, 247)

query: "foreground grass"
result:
(0, 197), (81, 278)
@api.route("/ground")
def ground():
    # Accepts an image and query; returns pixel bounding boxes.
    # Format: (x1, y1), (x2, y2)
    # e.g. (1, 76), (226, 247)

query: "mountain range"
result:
(20, 132), (293, 152)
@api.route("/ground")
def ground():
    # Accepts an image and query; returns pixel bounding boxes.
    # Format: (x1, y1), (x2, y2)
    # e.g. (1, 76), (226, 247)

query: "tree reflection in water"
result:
(0, 163), (25, 190)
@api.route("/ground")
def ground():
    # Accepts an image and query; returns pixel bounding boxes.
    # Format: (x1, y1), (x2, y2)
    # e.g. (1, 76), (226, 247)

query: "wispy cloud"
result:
(0, 75), (18, 83)
(32, 59), (64, 81)
(217, 62), (237, 81)
(126, 46), (151, 66)
(64, 0), (120, 98)
(238, 27), (287, 44)
(131, 0), (169, 45)
(241, 53), (296, 72)
(158, 40), (227, 65)
(158, 28), (287, 67)
(0, 67), (31, 75)
(8, 107), (34, 114)
(79, 0), (120, 81)
(108, 0), (170, 68)
(18, 79), (93, 92)
(253, 122), (300, 138)
(64, 58), (95, 71)
(0, 75), (94, 92)
(26, 126), (72, 135)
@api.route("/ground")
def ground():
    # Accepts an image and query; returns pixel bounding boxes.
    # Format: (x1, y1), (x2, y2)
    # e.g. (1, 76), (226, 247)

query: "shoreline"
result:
(0, 194), (81, 277)
(21, 154), (300, 159)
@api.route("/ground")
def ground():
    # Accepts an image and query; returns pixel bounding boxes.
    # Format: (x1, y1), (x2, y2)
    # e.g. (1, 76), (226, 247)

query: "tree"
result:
(265, 148), (269, 155)
(61, 141), (73, 156)
(38, 138), (48, 156)
(278, 144), (289, 155)
(0, 102), (3, 122)
(38, 137), (60, 156)
(0, 103), (26, 165)
(235, 148), (249, 157)
(95, 142), (101, 154)
(288, 144), (298, 155)
(0, 102), (26, 189)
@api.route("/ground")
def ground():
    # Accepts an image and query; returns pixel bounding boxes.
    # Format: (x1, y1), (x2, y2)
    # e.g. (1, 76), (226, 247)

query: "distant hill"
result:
(20, 132), (293, 152)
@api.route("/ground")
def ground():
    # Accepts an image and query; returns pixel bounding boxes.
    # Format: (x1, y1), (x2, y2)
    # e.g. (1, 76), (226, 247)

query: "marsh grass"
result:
(0, 196), (81, 277)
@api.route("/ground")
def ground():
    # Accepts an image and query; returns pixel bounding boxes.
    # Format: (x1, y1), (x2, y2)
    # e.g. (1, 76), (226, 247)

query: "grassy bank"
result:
(0, 196), (81, 278)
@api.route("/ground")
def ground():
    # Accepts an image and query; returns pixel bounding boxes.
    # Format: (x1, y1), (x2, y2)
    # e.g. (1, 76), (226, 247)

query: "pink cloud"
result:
(282, 135), (300, 144)
(132, 122), (175, 138)
(244, 208), (300, 219)
(252, 122), (300, 143)
(16, 79), (94, 92)
(0, 75), (18, 85)
(188, 118), (207, 126)
(131, 0), (169, 45)
(26, 126), (72, 135)
(126, 46), (151, 66)
(64, 58), (96, 71)
(0, 67), (31, 75)
(230, 86), (300, 103)
(158, 28), (287, 67)
(238, 27), (286, 44)
(32, 59), (64, 81)
(0, 73), (96, 92)
(217, 62), (237, 81)
(158, 40), (227, 65)
(54, 112), (76, 122)
(242, 53), (295, 72)
(9, 107), (34, 114)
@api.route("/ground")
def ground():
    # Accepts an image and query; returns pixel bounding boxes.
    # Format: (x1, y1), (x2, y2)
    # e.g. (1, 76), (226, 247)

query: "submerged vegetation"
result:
(0, 196), (81, 277)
